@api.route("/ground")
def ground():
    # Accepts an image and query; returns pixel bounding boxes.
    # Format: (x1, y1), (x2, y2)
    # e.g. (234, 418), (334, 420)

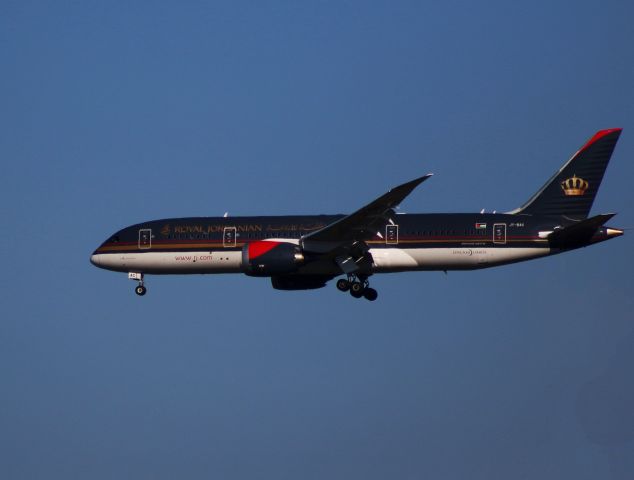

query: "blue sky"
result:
(1, 1), (633, 478)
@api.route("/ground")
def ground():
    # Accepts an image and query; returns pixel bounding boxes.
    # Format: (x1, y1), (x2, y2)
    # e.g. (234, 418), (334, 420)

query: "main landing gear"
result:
(336, 275), (378, 301)
(129, 272), (146, 296)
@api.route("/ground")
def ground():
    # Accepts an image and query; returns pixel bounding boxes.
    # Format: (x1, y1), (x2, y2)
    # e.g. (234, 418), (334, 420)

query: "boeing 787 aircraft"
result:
(91, 129), (623, 301)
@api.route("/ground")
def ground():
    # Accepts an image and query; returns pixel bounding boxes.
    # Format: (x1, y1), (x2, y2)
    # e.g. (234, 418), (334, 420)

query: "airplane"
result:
(91, 128), (624, 301)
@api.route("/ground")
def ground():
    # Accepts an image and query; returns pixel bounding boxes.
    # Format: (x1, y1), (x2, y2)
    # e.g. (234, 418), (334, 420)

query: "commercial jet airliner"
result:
(91, 129), (624, 301)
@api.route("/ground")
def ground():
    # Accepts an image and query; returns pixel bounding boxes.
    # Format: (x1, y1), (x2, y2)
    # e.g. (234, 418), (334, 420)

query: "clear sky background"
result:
(1, 1), (633, 478)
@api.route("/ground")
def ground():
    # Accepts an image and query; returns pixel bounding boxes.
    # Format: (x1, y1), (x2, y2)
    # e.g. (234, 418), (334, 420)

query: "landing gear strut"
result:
(336, 274), (378, 301)
(129, 272), (146, 296)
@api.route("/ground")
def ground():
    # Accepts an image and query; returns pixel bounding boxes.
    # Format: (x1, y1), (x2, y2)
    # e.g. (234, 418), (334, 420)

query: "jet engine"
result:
(241, 241), (305, 276)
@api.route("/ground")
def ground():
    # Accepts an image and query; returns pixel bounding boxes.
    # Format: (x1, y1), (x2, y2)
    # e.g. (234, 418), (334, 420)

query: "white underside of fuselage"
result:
(371, 246), (549, 271)
(91, 246), (549, 275)
(91, 250), (243, 274)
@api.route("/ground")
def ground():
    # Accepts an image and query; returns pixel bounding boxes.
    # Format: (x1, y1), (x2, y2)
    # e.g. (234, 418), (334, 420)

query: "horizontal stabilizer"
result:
(548, 213), (615, 248)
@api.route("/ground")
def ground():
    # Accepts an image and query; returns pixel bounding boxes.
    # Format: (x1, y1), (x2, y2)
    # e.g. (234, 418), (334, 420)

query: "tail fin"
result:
(513, 129), (622, 219)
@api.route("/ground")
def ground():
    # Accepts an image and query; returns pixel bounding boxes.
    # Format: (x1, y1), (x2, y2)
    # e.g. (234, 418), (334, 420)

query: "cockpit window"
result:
(109, 235), (120, 243)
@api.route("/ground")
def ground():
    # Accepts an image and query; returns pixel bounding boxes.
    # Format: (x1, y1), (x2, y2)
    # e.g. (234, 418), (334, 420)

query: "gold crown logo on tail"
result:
(561, 175), (588, 196)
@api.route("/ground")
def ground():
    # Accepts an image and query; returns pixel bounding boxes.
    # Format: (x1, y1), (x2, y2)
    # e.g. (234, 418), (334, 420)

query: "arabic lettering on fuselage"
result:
(265, 223), (325, 232)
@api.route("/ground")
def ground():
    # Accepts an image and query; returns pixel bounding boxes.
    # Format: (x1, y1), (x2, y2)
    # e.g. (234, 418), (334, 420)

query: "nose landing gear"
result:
(336, 275), (378, 301)
(129, 272), (146, 296)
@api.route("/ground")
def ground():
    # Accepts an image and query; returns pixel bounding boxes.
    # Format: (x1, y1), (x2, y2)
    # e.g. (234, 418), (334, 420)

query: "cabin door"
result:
(223, 227), (237, 247)
(138, 229), (152, 249)
(493, 223), (506, 244)
(386, 224), (399, 245)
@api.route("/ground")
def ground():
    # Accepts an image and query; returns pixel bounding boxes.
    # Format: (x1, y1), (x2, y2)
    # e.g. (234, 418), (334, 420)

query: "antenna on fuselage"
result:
(223, 212), (229, 218)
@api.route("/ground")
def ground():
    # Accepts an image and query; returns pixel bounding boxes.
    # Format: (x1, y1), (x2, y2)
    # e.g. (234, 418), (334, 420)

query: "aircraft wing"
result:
(301, 174), (432, 253)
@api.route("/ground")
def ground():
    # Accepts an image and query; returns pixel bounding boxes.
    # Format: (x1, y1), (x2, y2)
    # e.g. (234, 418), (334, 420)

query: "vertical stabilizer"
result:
(514, 129), (621, 219)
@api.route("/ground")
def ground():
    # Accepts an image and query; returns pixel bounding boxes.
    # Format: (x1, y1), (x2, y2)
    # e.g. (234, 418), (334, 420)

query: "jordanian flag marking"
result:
(475, 223), (487, 229)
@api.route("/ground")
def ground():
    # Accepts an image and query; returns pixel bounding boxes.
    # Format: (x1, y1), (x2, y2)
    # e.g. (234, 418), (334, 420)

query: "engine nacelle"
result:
(242, 241), (305, 276)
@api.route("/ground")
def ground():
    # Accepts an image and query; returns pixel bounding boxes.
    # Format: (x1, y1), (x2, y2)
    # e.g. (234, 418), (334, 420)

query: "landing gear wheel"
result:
(336, 279), (350, 292)
(337, 273), (376, 300)
(350, 281), (364, 298)
(363, 287), (378, 301)
(129, 272), (146, 296)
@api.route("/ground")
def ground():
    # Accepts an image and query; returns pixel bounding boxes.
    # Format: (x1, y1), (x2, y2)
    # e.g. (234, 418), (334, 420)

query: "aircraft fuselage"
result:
(90, 212), (618, 276)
